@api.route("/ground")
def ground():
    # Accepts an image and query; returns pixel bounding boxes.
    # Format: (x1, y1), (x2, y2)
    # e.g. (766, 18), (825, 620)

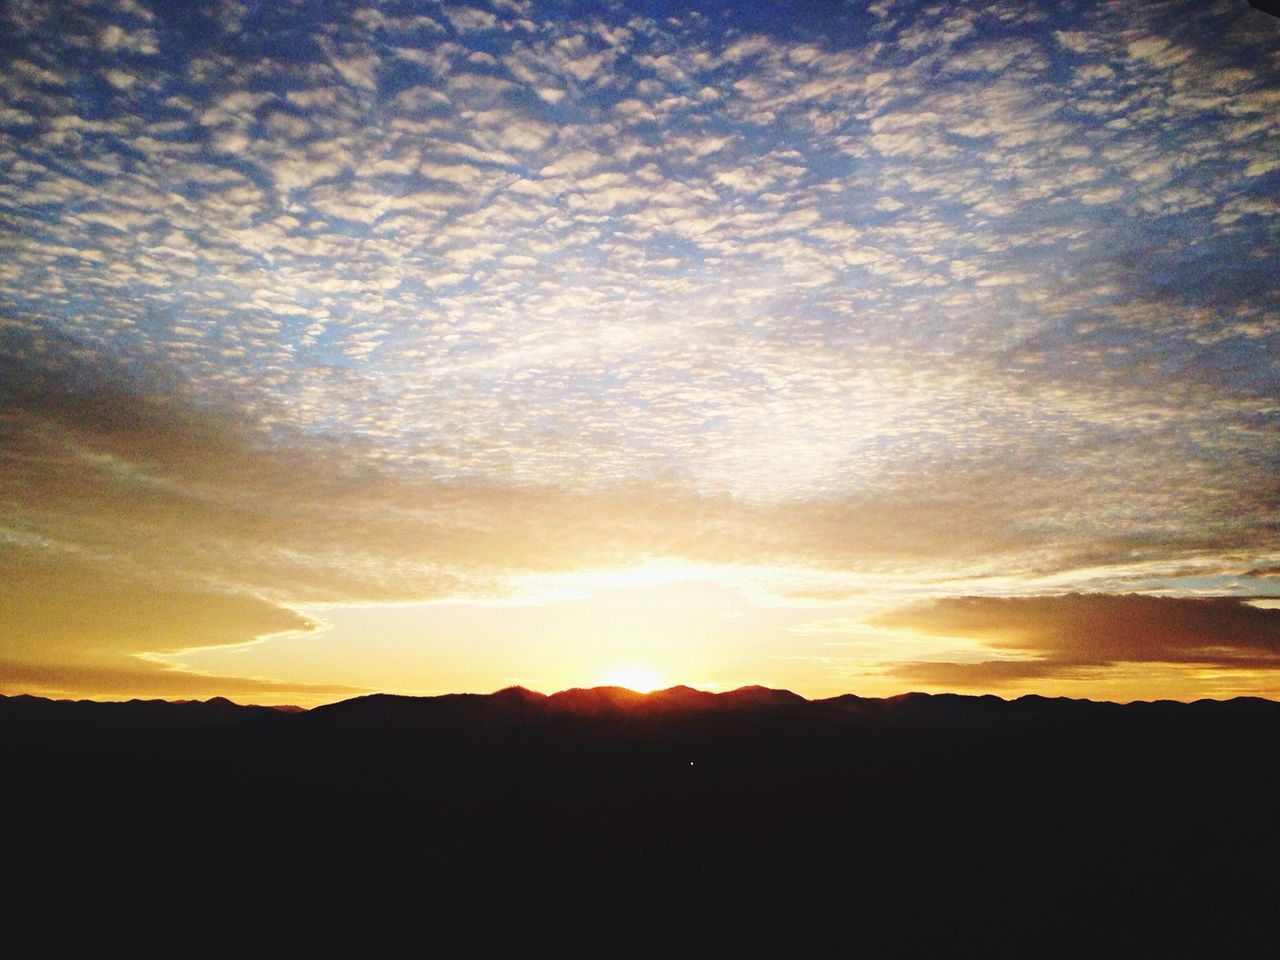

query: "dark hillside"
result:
(4, 688), (1277, 954)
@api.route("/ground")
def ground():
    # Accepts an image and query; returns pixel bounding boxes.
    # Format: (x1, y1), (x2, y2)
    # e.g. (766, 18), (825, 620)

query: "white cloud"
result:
(0, 0), (1275, 627)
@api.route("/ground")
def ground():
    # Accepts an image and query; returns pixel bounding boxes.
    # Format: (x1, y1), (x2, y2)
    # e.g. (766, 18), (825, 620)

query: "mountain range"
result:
(4, 685), (1278, 954)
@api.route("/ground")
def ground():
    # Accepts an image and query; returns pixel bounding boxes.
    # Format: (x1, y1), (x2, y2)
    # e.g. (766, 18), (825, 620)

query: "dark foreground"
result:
(4, 686), (1278, 954)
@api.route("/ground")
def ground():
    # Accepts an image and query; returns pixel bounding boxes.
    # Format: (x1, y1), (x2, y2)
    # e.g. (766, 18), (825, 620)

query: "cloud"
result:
(874, 594), (1280, 688)
(883, 659), (1085, 686)
(0, 536), (364, 702)
(0, 657), (362, 702)
(1, 0), (1279, 698)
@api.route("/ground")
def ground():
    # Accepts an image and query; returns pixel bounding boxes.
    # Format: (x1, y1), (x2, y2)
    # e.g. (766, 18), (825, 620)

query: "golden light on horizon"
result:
(598, 664), (667, 694)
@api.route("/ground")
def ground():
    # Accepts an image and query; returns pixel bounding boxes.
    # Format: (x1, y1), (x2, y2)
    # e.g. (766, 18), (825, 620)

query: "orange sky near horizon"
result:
(6, 570), (1280, 707)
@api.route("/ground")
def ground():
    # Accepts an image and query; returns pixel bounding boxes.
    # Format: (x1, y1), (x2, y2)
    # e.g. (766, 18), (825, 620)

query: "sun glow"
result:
(599, 664), (666, 694)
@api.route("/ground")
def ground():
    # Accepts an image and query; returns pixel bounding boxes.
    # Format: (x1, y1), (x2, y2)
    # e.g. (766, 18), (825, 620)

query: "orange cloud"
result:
(874, 593), (1280, 689)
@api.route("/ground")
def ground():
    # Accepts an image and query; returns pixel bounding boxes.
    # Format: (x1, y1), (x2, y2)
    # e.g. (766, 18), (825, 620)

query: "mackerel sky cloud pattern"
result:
(1, 0), (1278, 701)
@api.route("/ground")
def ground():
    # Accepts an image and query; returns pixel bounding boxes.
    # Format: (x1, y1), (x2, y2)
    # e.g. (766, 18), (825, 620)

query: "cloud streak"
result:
(875, 593), (1280, 689)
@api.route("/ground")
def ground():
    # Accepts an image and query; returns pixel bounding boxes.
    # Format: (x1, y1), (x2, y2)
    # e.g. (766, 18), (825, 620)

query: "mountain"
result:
(7, 683), (1279, 744)
(0, 691), (291, 742)
(3, 685), (1278, 954)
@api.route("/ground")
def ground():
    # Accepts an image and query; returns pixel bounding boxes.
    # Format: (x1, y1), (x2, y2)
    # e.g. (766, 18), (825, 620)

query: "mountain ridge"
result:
(6, 682), (1279, 954)
(4, 685), (1278, 743)
(6, 684), (1278, 713)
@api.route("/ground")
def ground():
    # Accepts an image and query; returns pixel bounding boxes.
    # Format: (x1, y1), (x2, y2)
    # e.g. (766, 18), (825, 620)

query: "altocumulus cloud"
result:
(1, 0), (1279, 698)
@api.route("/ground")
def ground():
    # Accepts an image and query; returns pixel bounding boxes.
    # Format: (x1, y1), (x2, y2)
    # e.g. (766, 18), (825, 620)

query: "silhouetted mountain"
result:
(11, 684), (1279, 732)
(4, 686), (1279, 954)
(546, 684), (649, 714)
(0, 691), (290, 743)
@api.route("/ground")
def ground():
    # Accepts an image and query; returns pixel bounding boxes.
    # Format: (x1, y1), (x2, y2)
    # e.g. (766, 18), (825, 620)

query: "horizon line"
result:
(5, 683), (1279, 712)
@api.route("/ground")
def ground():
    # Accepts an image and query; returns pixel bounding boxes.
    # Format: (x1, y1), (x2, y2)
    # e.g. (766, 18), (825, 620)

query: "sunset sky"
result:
(2, 0), (1279, 705)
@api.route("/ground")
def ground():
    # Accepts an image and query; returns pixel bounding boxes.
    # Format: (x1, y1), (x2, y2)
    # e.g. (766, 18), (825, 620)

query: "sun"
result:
(598, 664), (666, 694)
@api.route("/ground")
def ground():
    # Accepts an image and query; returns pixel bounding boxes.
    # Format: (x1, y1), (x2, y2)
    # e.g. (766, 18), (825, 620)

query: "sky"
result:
(1, 0), (1279, 705)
